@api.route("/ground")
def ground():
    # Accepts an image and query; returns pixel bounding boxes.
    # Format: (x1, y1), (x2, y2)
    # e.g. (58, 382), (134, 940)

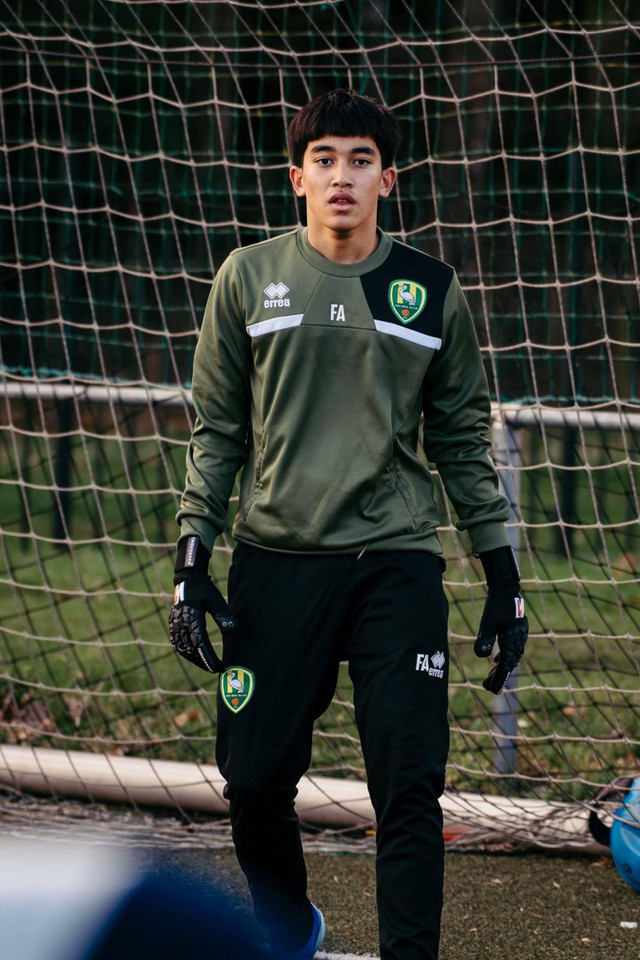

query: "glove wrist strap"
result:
(478, 545), (520, 592)
(175, 535), (211, 575)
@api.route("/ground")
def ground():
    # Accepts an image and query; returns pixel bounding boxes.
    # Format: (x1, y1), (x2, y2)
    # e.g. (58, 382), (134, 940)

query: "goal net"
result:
(1, 0), (639, 848)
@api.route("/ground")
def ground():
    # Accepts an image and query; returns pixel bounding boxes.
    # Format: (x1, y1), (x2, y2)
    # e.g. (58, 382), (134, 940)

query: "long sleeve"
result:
(422, 273), (510, 554)
(176, 254), (251, 552)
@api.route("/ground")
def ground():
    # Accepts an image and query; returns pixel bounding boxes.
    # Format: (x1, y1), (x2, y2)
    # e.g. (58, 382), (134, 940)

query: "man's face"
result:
(289, 136), (396, 238)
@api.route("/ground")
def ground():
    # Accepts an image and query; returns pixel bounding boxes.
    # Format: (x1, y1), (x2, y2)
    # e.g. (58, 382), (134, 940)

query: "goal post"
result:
(1, 0), (639, 847)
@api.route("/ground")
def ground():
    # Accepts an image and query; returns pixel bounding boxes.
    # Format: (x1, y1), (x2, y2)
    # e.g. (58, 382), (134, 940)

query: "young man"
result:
(169, 90), (528, 960)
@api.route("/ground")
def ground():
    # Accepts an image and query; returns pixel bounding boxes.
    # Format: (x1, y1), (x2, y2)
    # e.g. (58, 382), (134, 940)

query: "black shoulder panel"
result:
(359, 240), (454, 341)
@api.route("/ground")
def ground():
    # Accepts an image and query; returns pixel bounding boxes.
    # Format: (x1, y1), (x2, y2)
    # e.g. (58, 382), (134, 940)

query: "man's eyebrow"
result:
(309, 144), (376, 155)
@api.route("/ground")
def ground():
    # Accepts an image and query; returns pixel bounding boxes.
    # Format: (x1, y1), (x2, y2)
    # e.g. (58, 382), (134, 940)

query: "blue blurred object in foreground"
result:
(0, 839), (269, 960)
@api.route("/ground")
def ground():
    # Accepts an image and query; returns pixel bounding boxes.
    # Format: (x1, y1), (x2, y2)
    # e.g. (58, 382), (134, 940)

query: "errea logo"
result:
(264, 282), (290, 308)
(415, 651), (446, 679)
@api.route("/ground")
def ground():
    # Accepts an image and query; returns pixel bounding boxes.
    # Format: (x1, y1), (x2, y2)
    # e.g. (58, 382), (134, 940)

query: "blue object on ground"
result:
(610, 775), (640, 893)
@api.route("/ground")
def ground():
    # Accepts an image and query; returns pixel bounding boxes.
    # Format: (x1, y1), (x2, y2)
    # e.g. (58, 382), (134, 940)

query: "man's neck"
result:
(306, 223), (379, 264)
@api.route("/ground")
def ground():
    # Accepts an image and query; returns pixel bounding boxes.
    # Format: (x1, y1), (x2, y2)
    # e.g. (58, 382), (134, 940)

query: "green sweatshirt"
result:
(177, 227), (510, 556)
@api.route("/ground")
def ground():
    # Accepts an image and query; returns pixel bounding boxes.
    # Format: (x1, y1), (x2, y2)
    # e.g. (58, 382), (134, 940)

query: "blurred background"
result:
(0, 0), (639, 850)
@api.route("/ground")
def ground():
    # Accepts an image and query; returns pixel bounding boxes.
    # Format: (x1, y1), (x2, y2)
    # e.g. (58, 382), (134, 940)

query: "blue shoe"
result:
(274, 903), (325, 959)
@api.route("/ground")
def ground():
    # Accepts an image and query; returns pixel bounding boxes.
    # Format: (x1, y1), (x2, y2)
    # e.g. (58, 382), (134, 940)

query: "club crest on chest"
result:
(388, 279), (427, 323)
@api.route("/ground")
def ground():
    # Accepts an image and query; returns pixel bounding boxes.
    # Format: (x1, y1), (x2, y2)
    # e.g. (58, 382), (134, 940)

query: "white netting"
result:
(1, 0), (639, 847)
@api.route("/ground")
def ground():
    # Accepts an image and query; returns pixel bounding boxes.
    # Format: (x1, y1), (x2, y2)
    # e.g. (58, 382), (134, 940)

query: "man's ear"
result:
(290, 166), (305, 197)
(379, 166), (397, 199)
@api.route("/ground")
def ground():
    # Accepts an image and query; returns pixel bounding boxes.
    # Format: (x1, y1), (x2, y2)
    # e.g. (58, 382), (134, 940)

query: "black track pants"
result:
(215, 544), (450, 960)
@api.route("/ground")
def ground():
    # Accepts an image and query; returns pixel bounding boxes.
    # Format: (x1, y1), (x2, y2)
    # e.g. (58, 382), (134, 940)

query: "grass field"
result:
(202, 846), (640, 960)
(1, 533), (638, 804)
(1, 410), (639, 808)
(2, 828), (639, 960)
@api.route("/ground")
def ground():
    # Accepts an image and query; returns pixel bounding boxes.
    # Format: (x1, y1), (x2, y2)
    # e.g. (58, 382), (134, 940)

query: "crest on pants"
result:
(220, 666), (255, 713)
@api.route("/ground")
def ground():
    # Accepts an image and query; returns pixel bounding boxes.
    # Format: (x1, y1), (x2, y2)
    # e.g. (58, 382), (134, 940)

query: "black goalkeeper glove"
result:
(474, 545), (528, 695)
(168, 535), (237, 674)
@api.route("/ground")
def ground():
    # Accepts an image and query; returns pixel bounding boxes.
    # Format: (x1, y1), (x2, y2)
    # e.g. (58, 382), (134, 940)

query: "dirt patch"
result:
(151, 846), (639, 959)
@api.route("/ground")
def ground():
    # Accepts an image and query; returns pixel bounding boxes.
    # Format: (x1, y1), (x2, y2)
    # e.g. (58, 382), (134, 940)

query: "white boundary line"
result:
(317, 953), (380, 960)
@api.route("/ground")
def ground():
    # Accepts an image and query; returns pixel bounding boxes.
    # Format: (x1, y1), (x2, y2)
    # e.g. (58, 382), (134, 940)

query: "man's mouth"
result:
(330, 194), (355, 207)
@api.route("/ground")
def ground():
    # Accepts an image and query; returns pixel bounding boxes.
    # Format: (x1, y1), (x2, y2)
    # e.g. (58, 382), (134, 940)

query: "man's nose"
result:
(332, 162), (353, 185)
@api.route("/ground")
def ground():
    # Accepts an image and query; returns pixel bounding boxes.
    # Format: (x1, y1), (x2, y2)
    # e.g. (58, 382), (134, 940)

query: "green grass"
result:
(2, 535), (639, 801)
(1, 421), (640, 801)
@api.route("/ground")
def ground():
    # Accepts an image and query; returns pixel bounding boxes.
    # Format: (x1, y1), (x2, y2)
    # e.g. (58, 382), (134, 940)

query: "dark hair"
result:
(287, 89), (401, 169)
